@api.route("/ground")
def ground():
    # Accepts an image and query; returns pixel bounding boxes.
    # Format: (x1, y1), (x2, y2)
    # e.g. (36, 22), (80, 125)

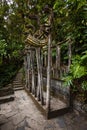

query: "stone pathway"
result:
(0, 90), (87, 130)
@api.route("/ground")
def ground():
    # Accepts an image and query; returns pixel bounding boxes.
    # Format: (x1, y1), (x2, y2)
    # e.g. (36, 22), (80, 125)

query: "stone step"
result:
(14, 76), (22, 79)
(13, 82), (22, 85)
(0, 87), (14, 97)
(0, 95), (14, 104)
(13, 85), (23, 88)
(13, 87), (24, 91)
(13, 83), (23, 86)
(13, 81), (22, 84)
(16, 78), (22, 81)
(7, 84), (12, 86)
(13, 83), (22, 85)
(13, 80), (22, 83)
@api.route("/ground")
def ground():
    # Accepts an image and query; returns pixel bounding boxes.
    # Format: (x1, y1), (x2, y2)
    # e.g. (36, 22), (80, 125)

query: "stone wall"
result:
(43, 77), (87, 113)
(43, 77), (69, 97)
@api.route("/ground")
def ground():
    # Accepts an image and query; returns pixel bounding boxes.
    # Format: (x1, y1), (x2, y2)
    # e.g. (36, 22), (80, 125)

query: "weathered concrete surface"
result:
(0, 90), (87, 130)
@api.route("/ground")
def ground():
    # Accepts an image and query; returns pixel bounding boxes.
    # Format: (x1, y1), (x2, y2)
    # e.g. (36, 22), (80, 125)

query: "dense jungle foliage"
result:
(0, 0), (87, 102)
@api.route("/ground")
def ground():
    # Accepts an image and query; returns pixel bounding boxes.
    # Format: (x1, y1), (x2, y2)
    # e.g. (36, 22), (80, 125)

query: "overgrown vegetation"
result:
(0, 60), (23, 88)
(0, 0), (87, 102)
(0, 0), (24, 88)
(63, 52), (87, 102)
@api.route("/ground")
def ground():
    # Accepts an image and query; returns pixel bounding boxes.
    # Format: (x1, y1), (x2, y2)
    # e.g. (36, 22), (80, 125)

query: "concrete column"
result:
(46, 33), (51, 112)
(31, 51), (35, 94)
(56, 45), (61, 78)
(27, 51), (31, 91)
(68, 40), (72, 72)
(36, 47), (44, 105)
(24, 55), (28, 88)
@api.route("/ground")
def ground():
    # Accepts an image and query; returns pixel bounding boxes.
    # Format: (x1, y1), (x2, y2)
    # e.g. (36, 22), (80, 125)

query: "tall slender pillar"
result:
(36, 47), (44, 105)
(56, 45), (61, 78)
(46, 9), (53, 113)
(27, 51), (31, 91)
(44, 51), (47, 67)
(24, 55), (28, 88)
(68, 40), (72, 72)
(46, 33), (51, 112)
(31, 50), (35, 94)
